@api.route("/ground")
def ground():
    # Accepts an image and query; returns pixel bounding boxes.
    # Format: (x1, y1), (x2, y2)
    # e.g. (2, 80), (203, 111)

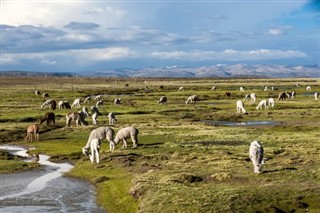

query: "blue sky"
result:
(1, 0), (319, 73)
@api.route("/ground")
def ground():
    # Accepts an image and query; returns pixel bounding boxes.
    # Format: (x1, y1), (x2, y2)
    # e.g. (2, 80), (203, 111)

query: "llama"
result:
(114, 98), (121, 106)
(249, 141), (264, 174)
(108, 112), (117, 125)
(71, 98), (81, 109)
(114, 126), (139, 149)
(25, 124), (40, 142)
(315, 92), (319, 101)
(96, 100), (103, 108)
(83, 96), (92, 104)
(186, 95), (199, 105)
(35, 90), (41, 96)
(82, 127), (115, 154)
(89, 138), (100, 163)
(158, 96), (167, 105)
(256, 100), (268, 110)
(268, 98), (275, 108)
(236, 100), (247, 114)
(91, 106), (101, 125)
(40, 112), (55, 125)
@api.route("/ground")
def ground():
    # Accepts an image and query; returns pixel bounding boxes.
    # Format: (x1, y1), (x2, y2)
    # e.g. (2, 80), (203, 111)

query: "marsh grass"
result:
(0, 77), (319, 212)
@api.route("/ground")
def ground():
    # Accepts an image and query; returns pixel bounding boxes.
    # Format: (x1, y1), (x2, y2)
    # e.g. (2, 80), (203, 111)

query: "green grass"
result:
(0, 76), (319, 213)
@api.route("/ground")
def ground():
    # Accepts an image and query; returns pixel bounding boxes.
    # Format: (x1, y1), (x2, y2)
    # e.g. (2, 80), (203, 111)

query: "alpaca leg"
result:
(122, 139), (127, 149)
(95, 149), (100, 163)
(131, 135), (138, 148)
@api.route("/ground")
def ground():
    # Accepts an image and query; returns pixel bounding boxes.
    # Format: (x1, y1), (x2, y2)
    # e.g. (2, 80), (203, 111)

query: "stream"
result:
(0, 145), (106, 213)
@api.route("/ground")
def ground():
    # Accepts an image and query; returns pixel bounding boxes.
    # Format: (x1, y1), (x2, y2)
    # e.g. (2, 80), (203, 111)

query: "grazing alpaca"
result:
(286, 91), (296, 99)
(114, 98), (121, 106)
(315, 92), (319, 101)
(25, 124), (40, 142)
(42, 93), (49, 98)
(306, 86), (311, 91)
(249, 141), (264, 174)
(236, 100), (247, 114)
(89, 138), (100, 163)
(94, 95), (103, 101)
(35, 90), (41, 96)
(40, 112), (55, 125)
(41, 99), (56, 110)
(249, 93), (256, 103)
(58, 100), (71, 109)
(268, 98), (275, 108)
(158, 96), (167, 105)
(66, 107), (89, 127)
(96, 100), (103, 108)
(210, 86), (216, 91)
(178, 87), (184, 91)
(71, 98), (81, 109)
(82, 127), (115, 154)
(83, 96), (92, 104)
(256, 100), (268, 110)
(263, 86), (268, 91)
(91, 106), (101, 125)
(114, 126), (139, 149)
(239, 87), (245, 92)
(108, 112), (117, 125)
(225, 92), (231, 98)
(278, 92), (287, 101)
(186, 95), (199, 105)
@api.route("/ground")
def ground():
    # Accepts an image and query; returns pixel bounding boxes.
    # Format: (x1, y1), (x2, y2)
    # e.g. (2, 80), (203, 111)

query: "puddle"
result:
(0, 145), (106, 213)
(202, 120), (281, 126)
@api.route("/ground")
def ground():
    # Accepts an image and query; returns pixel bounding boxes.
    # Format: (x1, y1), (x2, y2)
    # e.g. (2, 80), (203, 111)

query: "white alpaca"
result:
(256, 100), (268, 110)
(108, 112), (117, 125)
(239, 87), (245, 92)
(42, 93), (49, 98)
(83, 96), (92, 104)
(114, 126), (139, 149)
(82, 127), (115, 154)
(250, 93), (257, 103)
(94, 95), (103, 101)
(306, 86), (311, 91)
(91, 106), (101, 125)
(58, 100), (71, 109)
(314, 92), (319, 101)
(41, 99), (52, 108)
(71, 98), (81, 109)
(89, 138), (100, 163)
(158, 96), (167, 104)
(35, 90), (41, 96)
(249, 141), (264, 174)
(210, 86), (216, 91)
(96, 100), (103, 108)
(263, 86), (268, 91)
(268, 98), (275, 108)
(186, 95), (199, 105)
(114, 98), (121, 106)
(178, 87), (184, 91)
(236, 100), (247, 114)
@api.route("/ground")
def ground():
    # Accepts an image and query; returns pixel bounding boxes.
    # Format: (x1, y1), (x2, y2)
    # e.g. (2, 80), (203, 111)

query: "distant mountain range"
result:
(1, 64), (319, 78)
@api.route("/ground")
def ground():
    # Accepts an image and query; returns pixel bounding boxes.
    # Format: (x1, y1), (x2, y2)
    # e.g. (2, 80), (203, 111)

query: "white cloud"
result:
(269, 28), (283, 35)
(151, 49), (307, 61)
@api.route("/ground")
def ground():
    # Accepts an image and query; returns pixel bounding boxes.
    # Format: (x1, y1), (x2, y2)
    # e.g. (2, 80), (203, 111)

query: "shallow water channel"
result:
(0, 145), (106, 213)
(202, 120), (281, 126)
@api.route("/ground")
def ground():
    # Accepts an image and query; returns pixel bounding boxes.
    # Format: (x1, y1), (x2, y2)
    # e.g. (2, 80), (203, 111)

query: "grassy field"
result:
(0, 76), (319, 213)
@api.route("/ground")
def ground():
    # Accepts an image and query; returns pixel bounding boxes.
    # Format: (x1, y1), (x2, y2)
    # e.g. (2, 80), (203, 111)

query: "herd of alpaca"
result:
(26, 84), (319, 170)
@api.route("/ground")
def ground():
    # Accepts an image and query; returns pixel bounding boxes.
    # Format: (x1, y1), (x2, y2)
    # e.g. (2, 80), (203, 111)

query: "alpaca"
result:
(25, 124), (40, 142)
(263, 86), (268, 91)
(256, 100), (268, 110)
(91, 106), (101, 125)
(96, 100), (103, 108)
(35, 90), (41, 96)
(82, 127), (115, 154)
(315, 92), (319, 101)
(40, 112), (55, 125)
(210, 86), (216, 91)
(225, 92), (231, 98)
(249, 141), (264, 174)
(249, 93), (257, 103)
(239, 87), (245, 92)
(268, 98), (275, 108)
(236, 100), (247, 114)
(114, 126), (139, 149)
(108, 112), (117, 125)
(278, 92), (287, 101)
(58, 100), (71, 109)
(41, 99), (56, 110)
(94, 95), (103, 101)
(89, 138), (100, 163)
(42, 93), (49, 98)
(114, 98), (121, 106)
(306, 86), (311, 91)
(158, 96), (167, 105)
(83, 96), (92, 104)
(71, 98), (81, 109)
(178, 87), (184, 91)
(186, 95), (199, 105)
(66, 107), (89, 127)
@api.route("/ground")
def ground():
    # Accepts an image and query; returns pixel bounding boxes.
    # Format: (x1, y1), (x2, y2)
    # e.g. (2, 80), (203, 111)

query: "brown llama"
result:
(40, 112), (55, 125)
(25, 124), (40, 142)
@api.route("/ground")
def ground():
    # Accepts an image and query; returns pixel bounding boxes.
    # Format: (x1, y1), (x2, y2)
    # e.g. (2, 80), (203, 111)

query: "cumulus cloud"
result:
(151, 49), (307, 61)
(63, 22), (100, 30)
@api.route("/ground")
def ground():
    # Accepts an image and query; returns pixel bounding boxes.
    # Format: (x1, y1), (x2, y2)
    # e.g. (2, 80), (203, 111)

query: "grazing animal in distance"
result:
(225, 92), (231, 98)
(159, 85), (164, 89)
(108, 112), (117, 125)
(178, 87), (184, 91)
(40, 112), (55, 125)
(236, 100), (247, 114)
(42, 93), (49, 98)
(58, 100), (71, 109)
(83, 96), (92, 104)
(35, 90), (41, 96)
(114, 126), (139, 149)
(71, 98), (81, 109)
(278, 92), (287, 101)
(25, 124), (40, 142)
(96, 100), (103, 108)
(114, 98), (121, 106)
(94, 95), (103, 101)
(249, 141), (264, 174)
(256, 100), (268, 110)
(91, 106), (101, 125)
(239, 87), (245, 92)
(66, 107), (89, 127)
(210, 86), (216, 91)
(186, 95), (199, 105)
(125, 84), (129, 87)
(41, 99), (56, 110)
(158, 96), (167, 105)
(268, 98), (275, 108)
(82, 127), (115, 154)
(249, 93), (257, 103)
(306, 86), (311, 91)
(88, 138), (100, 163)
(314, 92), (319, 101)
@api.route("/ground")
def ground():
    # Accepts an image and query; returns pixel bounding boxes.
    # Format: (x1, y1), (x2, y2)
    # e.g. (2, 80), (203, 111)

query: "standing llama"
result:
(25, 124), (40, 142)
(114, 126), (139, 149)
(249, 141), (264, 174)
(82, 127), (115, 155)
